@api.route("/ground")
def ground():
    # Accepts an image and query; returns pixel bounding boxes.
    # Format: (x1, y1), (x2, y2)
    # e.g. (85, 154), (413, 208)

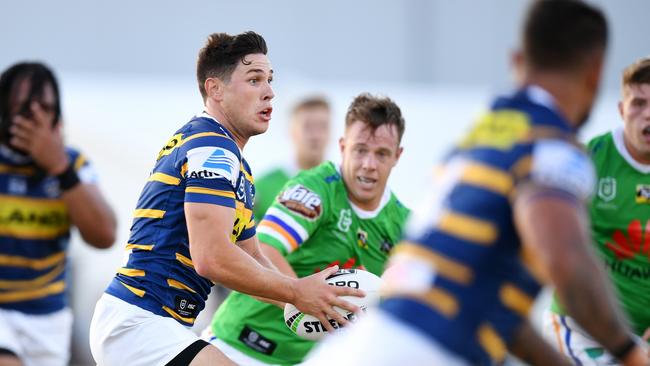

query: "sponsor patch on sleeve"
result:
(530, 139), (595, 201)
(186, 146), (239, 186)
(278, 184), (322, 220)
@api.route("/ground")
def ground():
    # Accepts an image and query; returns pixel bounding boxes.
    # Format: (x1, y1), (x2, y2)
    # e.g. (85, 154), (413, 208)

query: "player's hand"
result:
(290, 265), (365, 333)
(622, 344), (650, 366)
(642, 328), (650, 343)
(10, 102), (69, 175)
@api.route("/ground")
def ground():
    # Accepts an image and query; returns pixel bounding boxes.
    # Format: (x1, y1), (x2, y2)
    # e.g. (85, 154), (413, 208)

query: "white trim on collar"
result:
(336, 164), (392, 219)
(525, 85), (558, 111)
(611, 127), (650, 174)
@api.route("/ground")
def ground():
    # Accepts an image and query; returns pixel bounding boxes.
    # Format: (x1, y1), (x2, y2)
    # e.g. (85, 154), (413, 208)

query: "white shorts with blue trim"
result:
(542, 310), (619, 366)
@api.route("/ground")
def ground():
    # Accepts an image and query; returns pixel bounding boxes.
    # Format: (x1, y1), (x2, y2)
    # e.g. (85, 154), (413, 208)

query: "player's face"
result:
(9, 79), (57, 123)
(221, 53), (274, 138)
(339, 120), (402, 211)
(291, 106), (330, 168)
(620, 83), (650, 164)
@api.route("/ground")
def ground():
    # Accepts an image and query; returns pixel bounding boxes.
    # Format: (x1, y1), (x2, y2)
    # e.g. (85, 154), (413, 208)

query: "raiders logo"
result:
(278, 185), (322, 219)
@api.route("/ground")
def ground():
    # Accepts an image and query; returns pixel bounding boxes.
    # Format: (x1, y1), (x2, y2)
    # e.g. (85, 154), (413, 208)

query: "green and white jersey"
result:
(210, 161), (410, 365)
(253, 166), (293, 221)
(551, 128), (650, 336)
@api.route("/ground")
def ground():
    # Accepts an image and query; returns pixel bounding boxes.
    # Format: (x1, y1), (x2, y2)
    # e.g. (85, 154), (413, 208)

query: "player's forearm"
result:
(194, 241), (297, 304)
(554, 247), (631, 355)
(62, 183), (116, 248)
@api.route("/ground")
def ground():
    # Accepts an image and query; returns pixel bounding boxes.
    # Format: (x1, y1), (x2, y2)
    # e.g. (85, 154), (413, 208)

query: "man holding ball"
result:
(203, 93), (410, 365)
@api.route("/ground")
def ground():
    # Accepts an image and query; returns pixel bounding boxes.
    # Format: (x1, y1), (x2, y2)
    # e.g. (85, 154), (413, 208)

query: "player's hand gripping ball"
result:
(284, 269), (382, 341)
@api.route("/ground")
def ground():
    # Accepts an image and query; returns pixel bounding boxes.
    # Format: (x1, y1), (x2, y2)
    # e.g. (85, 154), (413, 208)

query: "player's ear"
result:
(338, 137), (345, 155)
(511, 49), (525, 83)
(393, 146), (404, 166)
(204, 77), (225, 102)
(618, 100), (624, 120)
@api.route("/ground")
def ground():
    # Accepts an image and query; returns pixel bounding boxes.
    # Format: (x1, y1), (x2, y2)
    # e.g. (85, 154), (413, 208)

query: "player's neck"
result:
(523, 74), (588, 129)
(203, 107), (248, 150)
(623, 134), (650, 165)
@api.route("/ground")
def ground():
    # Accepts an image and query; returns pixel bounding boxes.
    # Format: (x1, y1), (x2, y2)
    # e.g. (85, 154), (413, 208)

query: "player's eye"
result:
(249, 78), (258, 85)
(268, 77), (273, 84)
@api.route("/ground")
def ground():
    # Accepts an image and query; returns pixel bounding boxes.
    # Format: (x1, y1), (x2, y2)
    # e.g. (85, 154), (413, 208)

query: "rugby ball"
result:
(283, 269), (382, 341)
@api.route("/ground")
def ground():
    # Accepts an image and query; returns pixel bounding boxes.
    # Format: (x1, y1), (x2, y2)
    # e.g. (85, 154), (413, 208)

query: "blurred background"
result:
(1, 0), (649, 364)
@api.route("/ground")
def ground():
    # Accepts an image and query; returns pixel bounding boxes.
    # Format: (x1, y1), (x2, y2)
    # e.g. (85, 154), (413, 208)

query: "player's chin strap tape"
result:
(56, 161), (80, 191)
(611, 336), (638, 362)
(165, 339), (210, 366)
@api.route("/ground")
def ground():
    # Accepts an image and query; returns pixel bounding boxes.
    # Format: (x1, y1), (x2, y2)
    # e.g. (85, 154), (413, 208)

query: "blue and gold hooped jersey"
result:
(106, 112), (256, 326)
(380, 86), (595, 365)
(0, 145), (96, 314)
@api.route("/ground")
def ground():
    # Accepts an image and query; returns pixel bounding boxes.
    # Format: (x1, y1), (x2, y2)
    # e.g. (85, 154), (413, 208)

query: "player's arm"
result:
(11, 104), (116, 248)
(60, 182), (117, 248)
(514, 185), (646, 365)
(508, 319), (572, 366)
(236, 235), (295, 308)
(186, 202), (362, 331)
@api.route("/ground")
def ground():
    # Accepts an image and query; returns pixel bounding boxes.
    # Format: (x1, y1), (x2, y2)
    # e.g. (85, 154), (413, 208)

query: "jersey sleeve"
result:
(517, 139), (595, 202)
(182, 133), (241, 208)
(256, 173), (329, 256)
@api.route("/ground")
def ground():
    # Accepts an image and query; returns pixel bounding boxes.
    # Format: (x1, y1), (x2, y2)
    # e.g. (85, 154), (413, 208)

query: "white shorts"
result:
(89, 293), (202, 366)
(0, 307), (72, 366)
(542, 310), (618, 365)
(303, 310), (469, 366)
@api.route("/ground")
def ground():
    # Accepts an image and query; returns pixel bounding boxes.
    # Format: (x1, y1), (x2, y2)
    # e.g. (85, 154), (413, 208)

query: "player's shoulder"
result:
(387, 192), (411, 220)
(586, 130), (614, 156)
(529, 138), (595, 200)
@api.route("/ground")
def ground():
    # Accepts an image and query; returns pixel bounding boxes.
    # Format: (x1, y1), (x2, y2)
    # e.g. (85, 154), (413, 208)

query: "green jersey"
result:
(210, 161), (410, 365)
(253, 166), (292, 220)
(551, 128), (650, 336)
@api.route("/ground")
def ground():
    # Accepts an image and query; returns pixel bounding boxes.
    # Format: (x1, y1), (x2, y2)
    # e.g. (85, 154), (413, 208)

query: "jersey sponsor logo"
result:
(0, 197), (70, 239)
(187, 146), (239, 186)
(597, 177), (616, 202)
(605, 259), (650, 280)
(357, 228), (368, 249)
(278, 185), (322, 220)
(337, 209), (352, 232)
(636, 185), (650, 204)
(530, 139), (595, 200)
(202, 149), (235, 174)
(604, 219), (650, 261)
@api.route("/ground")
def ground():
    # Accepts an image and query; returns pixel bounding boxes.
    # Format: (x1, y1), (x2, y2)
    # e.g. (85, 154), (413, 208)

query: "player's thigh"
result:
(0, 351), (21, 366)
(90, 294), (200, 366)
(188, 343), (236, 366)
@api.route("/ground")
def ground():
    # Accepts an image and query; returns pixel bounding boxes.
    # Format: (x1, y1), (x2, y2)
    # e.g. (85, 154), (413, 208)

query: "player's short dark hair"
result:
(196, 31), (268, 100)
(291, 95), (330, 117)
(523, 0), (608, 71)
(622, 57), (650, 88)
(345, 93), (405, 143)
(0, 62), (61, 144)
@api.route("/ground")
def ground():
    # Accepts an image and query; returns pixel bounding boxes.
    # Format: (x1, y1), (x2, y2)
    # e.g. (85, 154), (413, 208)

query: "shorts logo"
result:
(636, 184), (650, 204)
(174, 296), (198, 318)
(598, 177), (616, 202)
(278, 185), (322, 219)
(202, 149), (235, 174)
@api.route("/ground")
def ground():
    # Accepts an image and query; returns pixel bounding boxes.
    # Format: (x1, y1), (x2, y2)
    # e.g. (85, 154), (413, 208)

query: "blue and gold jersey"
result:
(0, 145), (95, 314)
(106, 113), (256, 326)
(381, 87), (595, 365)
